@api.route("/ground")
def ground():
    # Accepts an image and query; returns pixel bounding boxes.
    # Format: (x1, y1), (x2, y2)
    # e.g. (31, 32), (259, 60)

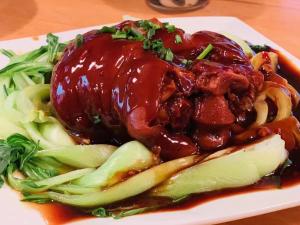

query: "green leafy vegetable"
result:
(0, 134), (39, 179)
(197, 44), (214, 60)
(30, 156), (73, 175)
(22, 162), (58, 180)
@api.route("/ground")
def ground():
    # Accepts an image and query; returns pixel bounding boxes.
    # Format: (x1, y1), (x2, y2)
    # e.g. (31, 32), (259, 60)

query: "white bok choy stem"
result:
(44, 155), (201, 207)
(151, 135), (287, 199)
(73, 141), (158, 188)
(36, 144), (117, 168)
(0, 116), (28, 139)
(8, 167), (95, 193)
(22, 119), (75, 149)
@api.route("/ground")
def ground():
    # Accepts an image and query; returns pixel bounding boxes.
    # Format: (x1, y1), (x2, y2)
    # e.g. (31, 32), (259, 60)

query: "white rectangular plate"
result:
(1, 17), (300, 225)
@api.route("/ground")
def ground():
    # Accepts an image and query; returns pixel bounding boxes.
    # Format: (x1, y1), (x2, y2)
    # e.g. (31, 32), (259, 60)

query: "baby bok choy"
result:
(73, 141), (159, 189)
(35, 155), (201, 207)
(35, 144), (117, 168)
(151, 134), (287, 199)
(0, 33), (75, 148)
(0, 134), (58, 187)
(0, 132), (121, 193)
(7, 166), (94, 193)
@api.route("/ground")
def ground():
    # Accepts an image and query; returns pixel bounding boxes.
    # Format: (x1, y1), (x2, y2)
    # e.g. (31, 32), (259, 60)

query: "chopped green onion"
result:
(93, 115), (101, 124)
(197, 44), (214, 60)
(138, 20), (160, 30)
(165, 49), (174, 62)
(46, 33), (60, 63)
(125, 28), (144, 41)
(151, 40), (164, 51)
(98, 26), (117, 34)
(164, 24), (176, 33)
(181, 59), (193, 67)
(249, 44), (270, 53)
(175, 34), (182, 44)
(143, 39), (151, 50)
(112, 30), (127, 39)
(147, 29), (156, 39)
(75, 34), (84, 48)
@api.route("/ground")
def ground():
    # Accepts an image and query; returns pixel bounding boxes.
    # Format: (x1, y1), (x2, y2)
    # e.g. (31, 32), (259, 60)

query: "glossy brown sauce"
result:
(33, 52), (300, 224)
(28, 202), (89, 225)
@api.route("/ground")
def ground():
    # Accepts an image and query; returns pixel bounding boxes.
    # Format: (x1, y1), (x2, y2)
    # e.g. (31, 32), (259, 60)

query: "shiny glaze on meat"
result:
(51, 20), (263, 159)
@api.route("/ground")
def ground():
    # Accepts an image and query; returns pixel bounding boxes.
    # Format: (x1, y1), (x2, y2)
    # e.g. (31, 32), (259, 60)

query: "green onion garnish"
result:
(197, 44), (214, 60)
(147, 29), (156, 39)
(112, 30), (127, 39)
(143, 39), (151, 50)
(75, 34), (84, 48)
(138, 20), (161, 30)
(181, 59), (192, 67)
(98, 26), (117, 34)
(165, 49), (174, 62)
(164, 23), (176, 33)
(175, 34), (182, 44)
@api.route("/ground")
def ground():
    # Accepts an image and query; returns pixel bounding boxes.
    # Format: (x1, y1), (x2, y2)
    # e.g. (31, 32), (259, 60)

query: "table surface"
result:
(1, 0), (300, 224)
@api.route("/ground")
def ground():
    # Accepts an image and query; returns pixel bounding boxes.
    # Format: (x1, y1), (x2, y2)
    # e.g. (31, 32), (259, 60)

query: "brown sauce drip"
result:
(32, 51), (300, 224)
(28, 202), (89, 225)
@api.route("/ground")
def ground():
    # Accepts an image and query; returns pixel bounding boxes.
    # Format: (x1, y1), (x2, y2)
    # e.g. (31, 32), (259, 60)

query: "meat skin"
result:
(51, 20), (263, 160)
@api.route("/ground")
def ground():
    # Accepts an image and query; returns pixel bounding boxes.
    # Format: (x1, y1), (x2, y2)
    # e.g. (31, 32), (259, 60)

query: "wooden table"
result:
(1, 0), (299, 58)
(1, 0), (300, 224)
